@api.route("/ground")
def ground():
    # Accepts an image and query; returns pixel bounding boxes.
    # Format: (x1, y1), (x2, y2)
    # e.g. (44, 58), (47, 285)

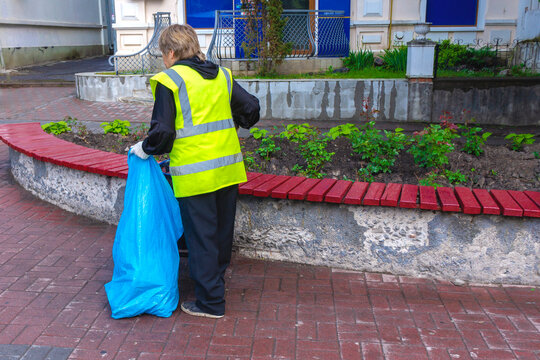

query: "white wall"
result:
(516, 0), (540, 40)
(0, 0), (106, 47)
(0, 0), (111, 68)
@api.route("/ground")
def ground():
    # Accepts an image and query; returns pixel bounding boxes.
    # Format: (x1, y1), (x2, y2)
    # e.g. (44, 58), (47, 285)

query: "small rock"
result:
(333, 67), (350, 73)
(374, 57), (384, 67)
(452, 279), (467, 286)
(498, 69), (511, 76)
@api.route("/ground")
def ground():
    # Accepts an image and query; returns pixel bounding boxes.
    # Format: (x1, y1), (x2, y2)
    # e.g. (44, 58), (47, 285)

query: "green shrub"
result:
(325, 123), (360, 140)
(280, 124), (334, 179)
(465, 46), (497, 70)
(408, 124), (460, 169)
(250, 127), (280, 162)
(459, 122), (491, 156)
(42, 121), (71, 135)
(101, 119), (131, 135)
(505, 133), (535, 151)
(343, 49), (374, 71)
(437, 40), (469, 70)
(381, 46), (407, 72)
(350, 122), (409, 182)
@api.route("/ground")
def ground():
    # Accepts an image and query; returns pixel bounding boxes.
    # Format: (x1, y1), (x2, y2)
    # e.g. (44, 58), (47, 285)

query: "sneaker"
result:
(180, 301), (224, 319)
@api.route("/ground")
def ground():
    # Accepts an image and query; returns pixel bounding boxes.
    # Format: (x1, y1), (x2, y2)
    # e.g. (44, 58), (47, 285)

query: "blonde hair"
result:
(159, 24), (206, 61)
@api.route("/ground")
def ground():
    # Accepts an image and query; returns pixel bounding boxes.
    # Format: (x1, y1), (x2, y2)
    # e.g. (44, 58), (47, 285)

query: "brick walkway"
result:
(0, 85), (540, 359)
(0, 87), (152, 124)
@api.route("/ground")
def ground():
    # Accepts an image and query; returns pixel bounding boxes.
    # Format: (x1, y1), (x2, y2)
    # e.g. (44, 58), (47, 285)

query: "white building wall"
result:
(351, 0), (519, 51)
(110, 0), (521, 58)
(0, 0), (111, 69)
(516, 0), (540, 40)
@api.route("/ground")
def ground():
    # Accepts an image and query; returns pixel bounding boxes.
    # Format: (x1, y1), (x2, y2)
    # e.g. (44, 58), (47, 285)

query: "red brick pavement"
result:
(0, 87), (152, 123)
(1, 98), (540, 358)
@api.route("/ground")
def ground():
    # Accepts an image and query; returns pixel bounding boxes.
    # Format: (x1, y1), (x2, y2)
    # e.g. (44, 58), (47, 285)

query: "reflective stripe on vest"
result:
(163, 67), (234, 139)
(164, 66), (243, 179)
(170, 153), (243, 176)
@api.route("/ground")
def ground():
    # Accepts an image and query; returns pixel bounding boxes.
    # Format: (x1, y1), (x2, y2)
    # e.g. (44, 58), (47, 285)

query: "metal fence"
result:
(394, 37), (540, 73)
(512, 41), (540, 72)
(108, 12), (171, 75)
(207, 10), (349, 62)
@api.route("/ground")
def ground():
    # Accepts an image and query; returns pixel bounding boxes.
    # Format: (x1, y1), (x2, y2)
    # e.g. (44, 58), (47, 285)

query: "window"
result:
(186, 0), (232, 28)
(426, 0), (479, 27)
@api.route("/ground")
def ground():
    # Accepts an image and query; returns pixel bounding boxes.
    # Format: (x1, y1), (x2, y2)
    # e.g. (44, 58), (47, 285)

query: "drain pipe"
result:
(387, 0), (394, 49)
(0, 38), (5, 71)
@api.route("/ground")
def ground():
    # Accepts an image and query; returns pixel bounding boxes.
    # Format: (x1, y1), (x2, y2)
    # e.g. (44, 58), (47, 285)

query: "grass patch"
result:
(237, 67), (406, 79)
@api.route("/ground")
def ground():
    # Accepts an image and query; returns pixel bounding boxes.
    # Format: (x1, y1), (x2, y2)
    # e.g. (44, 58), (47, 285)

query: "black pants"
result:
(177, 184), (238, 315)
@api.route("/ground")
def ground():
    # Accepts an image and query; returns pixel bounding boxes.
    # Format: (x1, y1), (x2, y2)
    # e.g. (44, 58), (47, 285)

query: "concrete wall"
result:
(8, 148), (540, 285)
(75, 72), (540, 126)
(0, 0), (112, 69)
(75, 72), (152, 103)
(432, 78), (540, 126)
(516, 0), (540, 41)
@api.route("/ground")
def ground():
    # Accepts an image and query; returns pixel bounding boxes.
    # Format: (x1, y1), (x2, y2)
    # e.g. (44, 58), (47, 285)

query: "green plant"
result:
(408, 124), (460, 169)
(445, 170), (467, 185)
(242, 149), (260, 171)
(490, 169), (498, 176)
(241, 0), (292, 76)
(419, 171), (444, 188)
(280, 123), (334, 178)
(437, 40), (469, 70)
(101, 119), (131, 136)
(459, 122), (491, 156)
(343, 49), (374, 71)
(132, 123), (150, 140)
(505, 133), (536, 151)
(325, 123), (360, 140)
(465, 46), (497, 70)
(250, 127), (280, 161)
(350, 122), (409, 181)
(42, 121), (71, 135)
(381, 46), (407, 72)
(534, 151), (540, 159)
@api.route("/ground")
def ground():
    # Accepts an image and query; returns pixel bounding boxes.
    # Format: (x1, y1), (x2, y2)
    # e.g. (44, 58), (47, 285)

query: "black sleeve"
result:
(230, 79), (260, 129)
(142, 83), (176, 155)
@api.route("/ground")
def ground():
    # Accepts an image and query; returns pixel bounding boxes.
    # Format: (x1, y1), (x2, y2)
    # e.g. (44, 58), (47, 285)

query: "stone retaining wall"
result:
(75, 72), (540, 126)
(8, 148), (540, 286)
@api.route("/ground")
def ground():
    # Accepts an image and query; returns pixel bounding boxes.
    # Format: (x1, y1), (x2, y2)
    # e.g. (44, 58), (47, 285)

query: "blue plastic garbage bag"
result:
(105, 153), (183, 319)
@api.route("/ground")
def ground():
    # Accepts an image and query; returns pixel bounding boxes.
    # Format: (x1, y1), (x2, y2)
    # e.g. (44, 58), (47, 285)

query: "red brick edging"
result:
(1, 122), (540, 218)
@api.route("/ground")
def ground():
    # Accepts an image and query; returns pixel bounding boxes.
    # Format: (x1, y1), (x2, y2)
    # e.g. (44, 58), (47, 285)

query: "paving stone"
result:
(0, 82), (540, 359)
(0, 344), (29, 356)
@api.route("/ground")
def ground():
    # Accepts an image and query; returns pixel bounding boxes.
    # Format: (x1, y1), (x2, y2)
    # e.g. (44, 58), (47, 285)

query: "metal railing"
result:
(394, 37), (540, 73)
(108, 12), (171, 75)
(207, 10), (349, 62)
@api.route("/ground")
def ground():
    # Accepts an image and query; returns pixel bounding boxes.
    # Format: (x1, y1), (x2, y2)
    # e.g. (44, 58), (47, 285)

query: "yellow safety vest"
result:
(149, 65), (246, 197)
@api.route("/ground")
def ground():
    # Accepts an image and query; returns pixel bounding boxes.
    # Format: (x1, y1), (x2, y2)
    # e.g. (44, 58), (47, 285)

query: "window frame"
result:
(419, 0), (487, 32)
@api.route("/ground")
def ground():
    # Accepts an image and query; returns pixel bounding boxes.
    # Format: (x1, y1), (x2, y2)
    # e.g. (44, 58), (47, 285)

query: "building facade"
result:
(0, 0), (114, 70)
(112, 0), (523, 57)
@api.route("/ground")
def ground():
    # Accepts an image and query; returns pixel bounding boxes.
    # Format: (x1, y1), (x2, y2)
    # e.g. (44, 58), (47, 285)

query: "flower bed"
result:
(1, 122), (540, 285)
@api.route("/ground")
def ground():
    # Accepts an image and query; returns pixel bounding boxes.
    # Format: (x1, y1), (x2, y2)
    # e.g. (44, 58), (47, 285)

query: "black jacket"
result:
(142, 57), (260, 155)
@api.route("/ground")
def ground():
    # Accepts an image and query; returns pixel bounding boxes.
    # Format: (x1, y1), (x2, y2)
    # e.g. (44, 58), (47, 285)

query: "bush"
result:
(437, 40), (498, 71)
(280, 123), (334, 179)
(381, 46), (407, 72)
(101, 120), (131, 135)
(343, 49), (374, 71)
(437, 40), (469, 70)
(42, 121), (71, 135)
(408, 124), (460, 169)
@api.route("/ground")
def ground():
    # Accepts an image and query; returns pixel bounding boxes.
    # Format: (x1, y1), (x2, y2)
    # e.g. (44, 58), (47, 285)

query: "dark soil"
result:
(56, 132), (540, 191)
